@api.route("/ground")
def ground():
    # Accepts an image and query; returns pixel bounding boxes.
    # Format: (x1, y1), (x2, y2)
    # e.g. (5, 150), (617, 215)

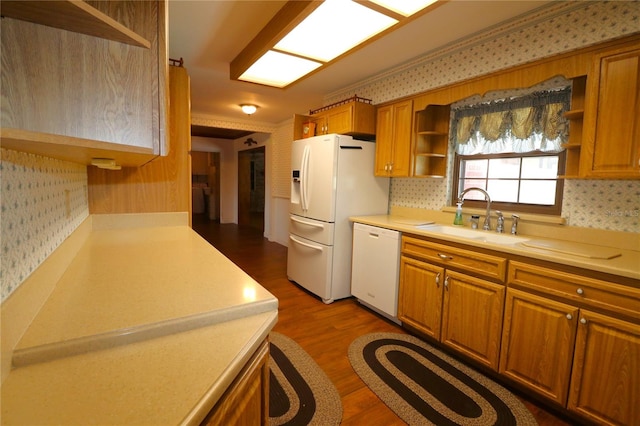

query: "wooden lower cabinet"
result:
(397, 235), (640, 424)
(568, 310), (640, 426)
(442, 270), (504, 371)
(398, 256), (444, 339)
(201, 339), (270, 426)
(499, 288), (578, 405)
(398, 246), (505, 371)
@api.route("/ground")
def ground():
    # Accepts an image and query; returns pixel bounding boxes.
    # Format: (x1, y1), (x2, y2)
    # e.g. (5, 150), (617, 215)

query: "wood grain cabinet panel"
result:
(375, 100), (413, 176)
(508, 260), (640, 322)
(401, 236), (507, 282)
(499, 288), (578, 406)
(294, 100), (376, 140)
(0, 0), (167, 166)
(201, 339), (270, 426)
(398, 256), (444, 339)
(398, 236), (506, 371)
(581, 43), (640, 178)
(568, 310), (640, 426)
(441, 270), (505, 370)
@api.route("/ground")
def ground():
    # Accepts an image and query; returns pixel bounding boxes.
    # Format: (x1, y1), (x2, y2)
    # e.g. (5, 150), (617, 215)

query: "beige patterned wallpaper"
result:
(1, 1), (639, 303)
(325, 0), (640, 233)
(1, 149), (89, 302)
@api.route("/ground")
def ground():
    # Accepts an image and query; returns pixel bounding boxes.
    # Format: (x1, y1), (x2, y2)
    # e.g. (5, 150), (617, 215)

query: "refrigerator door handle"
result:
(301, 145), (311, 211)
(289, 235), (323, 251)
(290, 216), (325, 229)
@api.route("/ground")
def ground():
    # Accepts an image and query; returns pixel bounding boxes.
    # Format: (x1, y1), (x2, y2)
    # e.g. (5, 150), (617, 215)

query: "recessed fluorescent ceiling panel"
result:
(369, 0), (439, 17)
(274, 0), (398, 62)
(239, 50), (322, 88)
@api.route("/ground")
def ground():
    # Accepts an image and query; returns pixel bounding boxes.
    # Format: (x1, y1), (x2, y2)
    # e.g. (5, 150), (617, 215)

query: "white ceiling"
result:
(168, 0), (553, 134)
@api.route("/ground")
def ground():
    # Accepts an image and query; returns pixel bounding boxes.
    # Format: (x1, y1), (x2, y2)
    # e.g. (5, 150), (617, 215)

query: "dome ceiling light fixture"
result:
(230, 0), (441, 89)
(241, 104), (258, 115)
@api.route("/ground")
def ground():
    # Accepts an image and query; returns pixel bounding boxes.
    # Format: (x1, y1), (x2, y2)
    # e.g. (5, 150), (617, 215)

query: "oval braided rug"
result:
(269, 332), (342, 426)
(348, 332), (538, 426)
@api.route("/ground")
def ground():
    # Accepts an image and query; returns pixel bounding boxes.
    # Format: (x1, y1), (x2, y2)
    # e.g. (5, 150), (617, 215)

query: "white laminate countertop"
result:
(1, 220), (278, 425)
(351, 215), (640, 282)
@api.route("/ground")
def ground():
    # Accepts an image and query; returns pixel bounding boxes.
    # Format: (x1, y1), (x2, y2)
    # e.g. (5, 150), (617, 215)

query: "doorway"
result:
(238, 146), (265, 231)
(191, 151), (221, 221)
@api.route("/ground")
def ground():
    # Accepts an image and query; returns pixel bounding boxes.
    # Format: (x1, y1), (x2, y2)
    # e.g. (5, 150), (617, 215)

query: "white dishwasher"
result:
(351, 223), (401, 323)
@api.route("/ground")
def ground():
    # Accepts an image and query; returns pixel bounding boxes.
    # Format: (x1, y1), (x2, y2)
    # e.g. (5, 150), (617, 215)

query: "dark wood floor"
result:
(192, 216), (574, 426)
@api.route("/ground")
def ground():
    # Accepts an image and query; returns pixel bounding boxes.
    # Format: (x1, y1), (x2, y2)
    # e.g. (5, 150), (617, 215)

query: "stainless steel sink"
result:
(415, 224), (530, 245)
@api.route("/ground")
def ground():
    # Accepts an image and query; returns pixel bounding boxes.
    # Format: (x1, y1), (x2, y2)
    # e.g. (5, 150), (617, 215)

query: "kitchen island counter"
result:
(1, 213), (278, 425)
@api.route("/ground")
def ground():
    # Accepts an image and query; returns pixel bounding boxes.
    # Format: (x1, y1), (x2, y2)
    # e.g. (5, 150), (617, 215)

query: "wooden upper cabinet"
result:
(0, 0), (168, 167)
(295, 100), (376, 140)
(374, 100), (413, 177)
(413, 104), (450, 178)
(581, 43), (640, 178)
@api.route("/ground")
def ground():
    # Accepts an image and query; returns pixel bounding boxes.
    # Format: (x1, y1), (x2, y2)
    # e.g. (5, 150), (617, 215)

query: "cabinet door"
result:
(375, 105), (394, 175)
(499, 288), (578, 405)
(202, 339), (269, 425)
(398, 256), (444, 339)
(389, 100), (413, 177)
(374, 101), (412, 176)
(582, 44), (640, 178)
(568, 310), (640, 426)
(441, 270), (505, 370)
(325, 104), (353, 135)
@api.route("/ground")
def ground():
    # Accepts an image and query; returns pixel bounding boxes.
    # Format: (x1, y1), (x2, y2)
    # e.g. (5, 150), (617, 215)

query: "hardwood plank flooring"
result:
(192, 216), (574, 426)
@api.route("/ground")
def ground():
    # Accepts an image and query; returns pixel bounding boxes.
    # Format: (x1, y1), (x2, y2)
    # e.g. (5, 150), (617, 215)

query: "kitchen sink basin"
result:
(471, 233), (530, 245)
(415, 224), (529, 245)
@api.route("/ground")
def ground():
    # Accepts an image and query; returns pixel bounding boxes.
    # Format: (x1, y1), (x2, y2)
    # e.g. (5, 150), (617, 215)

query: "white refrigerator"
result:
(287, 134), (390, 303)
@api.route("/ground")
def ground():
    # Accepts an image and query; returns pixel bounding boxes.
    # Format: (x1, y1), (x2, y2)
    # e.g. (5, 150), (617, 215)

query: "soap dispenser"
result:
(453, 202), (464, 225)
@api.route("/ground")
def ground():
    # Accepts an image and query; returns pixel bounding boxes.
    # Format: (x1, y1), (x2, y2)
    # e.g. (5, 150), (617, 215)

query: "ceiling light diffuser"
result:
(274, 0), (398, 62)
(369, 0), (439, 17)
(241, 104), (257, 115)
(238, 50), (322, 88)
(231, 0), (442, 88)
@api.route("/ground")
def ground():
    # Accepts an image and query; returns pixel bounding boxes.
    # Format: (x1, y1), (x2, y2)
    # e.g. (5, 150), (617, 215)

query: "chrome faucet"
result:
(511, 214), (520, 235)
(496, 211), (505, 233)
(458, 187), (492, 231)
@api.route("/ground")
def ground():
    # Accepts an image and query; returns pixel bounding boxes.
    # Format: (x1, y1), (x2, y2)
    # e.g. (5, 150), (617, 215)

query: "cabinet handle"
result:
(437, 253), (452, 260)
(444, 276), (449, 290)
(566, 314), (573, 320)
(576, 288), (584, 295)
(435, 272), (440, 287)
(580, 318), (587, 325)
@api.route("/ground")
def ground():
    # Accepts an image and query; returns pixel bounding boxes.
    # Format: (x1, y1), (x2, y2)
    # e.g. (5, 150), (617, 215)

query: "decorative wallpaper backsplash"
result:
(326, 0), (640, 234)
(1, 149), (89, 302)
(1, 1), (639, 303)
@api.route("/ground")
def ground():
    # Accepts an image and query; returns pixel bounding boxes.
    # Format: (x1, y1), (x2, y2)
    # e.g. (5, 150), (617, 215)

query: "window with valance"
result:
(450, 78), (571, 215)
(452, 87), (571, 155)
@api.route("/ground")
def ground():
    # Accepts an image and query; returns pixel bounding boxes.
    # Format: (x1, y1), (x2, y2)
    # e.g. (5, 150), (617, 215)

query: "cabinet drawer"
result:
(508, 261), (640, 321)
(401, 236), (507, 282)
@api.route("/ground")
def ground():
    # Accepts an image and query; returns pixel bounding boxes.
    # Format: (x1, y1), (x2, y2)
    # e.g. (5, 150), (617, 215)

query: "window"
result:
(453, 151), (565, 215)
(450, 82), (570, 215)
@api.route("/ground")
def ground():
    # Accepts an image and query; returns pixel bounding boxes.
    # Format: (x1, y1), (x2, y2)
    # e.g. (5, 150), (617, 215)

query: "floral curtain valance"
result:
(452, 87), (571, 155)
